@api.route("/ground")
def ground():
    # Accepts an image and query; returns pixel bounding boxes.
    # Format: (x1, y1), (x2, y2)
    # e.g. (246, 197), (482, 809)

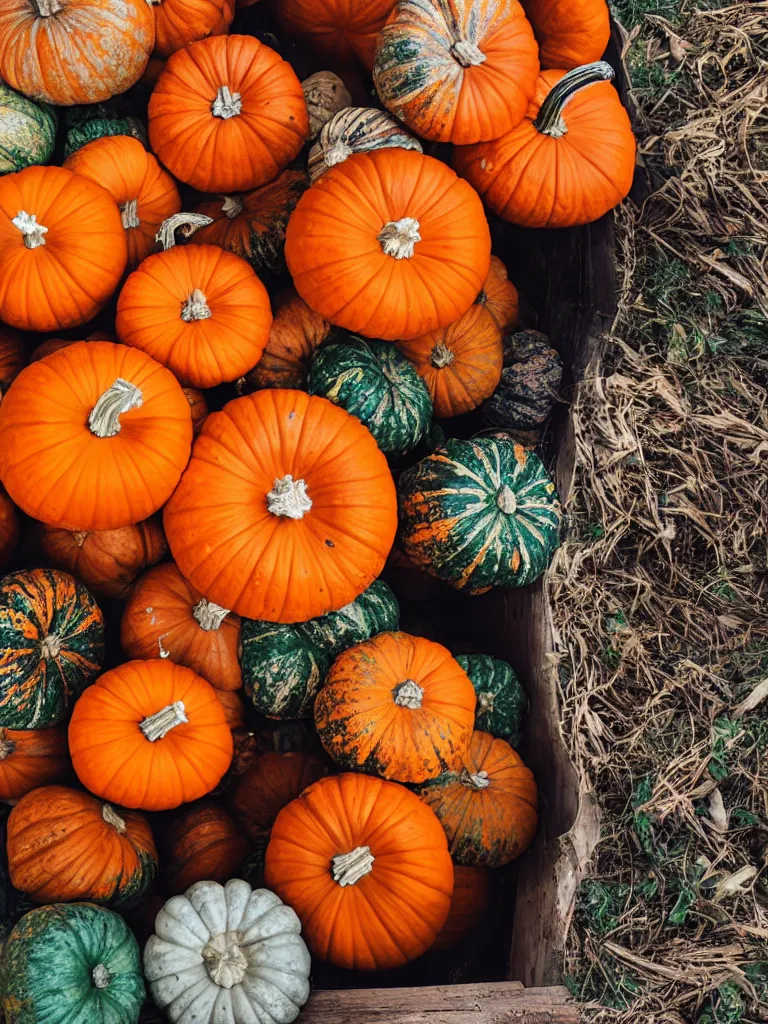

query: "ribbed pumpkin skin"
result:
(0, 1), (154, 106)
(308, 106), (422, 184)
(0, 327), (26, 394)
(0, 569), (104, 730)
(522, 0), (610, 68)
(232, 751), (331, 842)
(0, 490), (19, 568)
(315, 631), (476, 783)
(69, 660), (233, 811)
(121, 563), (242, 692)
(0, 84), (56, 175)
(279, 0), (396, 68)
(453, 69), (636, 228)
(7, 785), (158, 908)
(0, 166), (127, 332)
(64, 136), (181, 270)
(374, 0), (539, 144)
(149, 35), (309, 193)
(309, 336), (433, 456)
(456, 653), (527, 746)
(163, 801), (247, 895)
(287, 149), (491, 342)
(485, 330), (563, 431)
(417, 730), (538, 866)
(477, 255), (519, 330)
(431, 865), (489, 950)
(189, 171), (308, 279)
(398, 437), (562, 593)
(0, 726), (68, 802)
(265, 773), (453, 970)
(239, 288), (330, 392)
(398, 304), (503, 418)
(240, 579), (399, 719)
(153, 0), (235, 58)
(0, 342), (193, 531)
(1, 903), (145, 1024)
(164, 390), (398, 623)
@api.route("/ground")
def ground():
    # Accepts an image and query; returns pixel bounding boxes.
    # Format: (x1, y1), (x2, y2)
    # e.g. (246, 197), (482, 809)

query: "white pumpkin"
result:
(144, 879), (311, 1024)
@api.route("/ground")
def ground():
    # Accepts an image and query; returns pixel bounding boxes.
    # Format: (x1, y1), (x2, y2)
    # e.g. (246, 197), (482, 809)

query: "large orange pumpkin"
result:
(163, 800), (248, 895)
(285, 149), (491, 341)
(149, 0), (235, 58)
(0, 489), (19, 568)
(231, 751), (331, 843)
(164, 390), (398, 622)
(398, 304), (503, 417)
(431, 865), (489, 951)
(121, 562), (242, 692)
(149, 35), (309, 193)
(0, 327), (26, 396)
(0, 0), (155, 106)
(265, 772), (453, 970)
(521, 0), (610, 69)
(477, 255), (519, 330)
(453, 63), (636, 228)
(64, 136), (181, 271)
(374, 0), (539, 144)
(0, 342), (193, 532)
(417, 730), (538, 866)
(315, 631), (475, 783)
(69, 660), (233, 811)
(7, 784), (158, 907)
(279, 0), (395, 69)
(0, 727), (69, 803)
(0, 166), (127, 332)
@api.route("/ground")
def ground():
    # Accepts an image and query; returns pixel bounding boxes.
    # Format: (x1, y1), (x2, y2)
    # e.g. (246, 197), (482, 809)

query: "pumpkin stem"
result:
(157, 632), (171, 659)
(460, 768), (490, 791)
(534, 61), (615, 138)
(33, 0), (63, 15)
(324, 139), (354, 167)
(212, 86), (243, 120)
(120, 198), (140, 230)
(393, 678), (424, 709)
(155, 212), (214, 251)
(39, 633), (61, 659)
(192, 598), (230, 631)
(140, 700), (188, 742)
(72, 531), (89, 548)
(91, 964), (111, 990)
(12, 211), (47, 249)
(181, 288), (212, 322)
(332, 846), (374, 887)
(451, 39), (487, 68)
(267, 475), (313, 520)
(221, 196), (244, 219)
(378, 217), (421, 260)
(102, 804), (127, 834)
(202, 932), (248, 989)
(0, 734), (16, 760)
(496, 485), (517, 514)
(475, 288), (488, 306)
(88, 379), (143, 439)
(430, 342), (455, 369)
(477, 691), (495, 713)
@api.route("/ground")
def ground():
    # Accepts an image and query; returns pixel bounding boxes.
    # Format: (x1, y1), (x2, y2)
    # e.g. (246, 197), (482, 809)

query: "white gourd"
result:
(144, 879), (311, 1024)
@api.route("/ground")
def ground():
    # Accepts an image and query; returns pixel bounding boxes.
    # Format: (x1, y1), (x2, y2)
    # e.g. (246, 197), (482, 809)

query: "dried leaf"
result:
(714, 866), (758, 902)
(708, 789), (728, 832)
(733, 678), (768, 718)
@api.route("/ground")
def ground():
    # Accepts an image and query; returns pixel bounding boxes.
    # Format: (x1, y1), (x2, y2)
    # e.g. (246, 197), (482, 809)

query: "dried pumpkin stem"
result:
(202, 932), (248, 989)
(181, 288), (212, 322)
(496, 485), (517, 514)
(267, 475), (312, 520)
(324, 139), (354, 167)
(39, 633), (61, 658)
(34, 0), (63, 16)
(430, 342), (455, 369)
(91, 964), (111, 990)
(534, 61), (615, 138)
(12, 211), (47, 249)
(451, 38), (487, 68)
(155, 212), (214, 251)
(120, 199), (140, 230)
(332, 846), (374, 887)
(393, 678), (424, 709)
(378, 217), (421, 259)
(102, 804), (127, 834)
(477, 691), (495, 713)
(192, 598), (230, 631)
(221, 196), (244, 219)
(72, 531), (89, 548)
(0, 735), (16, 760)
(140, 700), (188, 742)
(212, 86), (243, 119)
(88, 379), (143, 439)
(460, 768), (490, 791)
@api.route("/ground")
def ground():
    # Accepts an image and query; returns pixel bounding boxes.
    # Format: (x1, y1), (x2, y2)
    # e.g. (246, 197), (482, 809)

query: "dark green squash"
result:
(1, 902), (144, 1024)
(484, 330), (563, 433)
(455, 653), (527, 747)
(308, 335), (433, 456)
(63, 104), (147, 159)
(0, 569), (104, 729)
(240, 580), (400, 719)
(0, 85), (56, 175)
(398, 437), (562, 593)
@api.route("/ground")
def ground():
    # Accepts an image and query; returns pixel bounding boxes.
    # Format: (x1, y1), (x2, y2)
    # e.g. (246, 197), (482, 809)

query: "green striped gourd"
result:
(456, 653), (527, 747)
(308, 106), (422, 184)
(0, 84), (56, 175)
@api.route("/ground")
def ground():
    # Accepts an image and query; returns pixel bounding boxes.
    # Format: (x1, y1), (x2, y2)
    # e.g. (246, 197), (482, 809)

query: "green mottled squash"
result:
(64, 117), (147, 159)
(308, 335), (433, 456)
(0, 569), (104, 730)
(398, 437), (561, 593)
(240, 579), (399, 719)
(456, 653), (527, 747)
(1, 902), (145, 1024)
(484, 330), (563, 432)
(0, 84), (56, 176)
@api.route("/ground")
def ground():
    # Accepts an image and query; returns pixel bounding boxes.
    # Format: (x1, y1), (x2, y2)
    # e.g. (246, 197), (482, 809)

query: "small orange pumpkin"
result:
(0, 726), (69, 803)
(398, 304), (503, 417)
(477, 256), (519, 330)
(0, 327), (26, 397)
(521, 0), (610, 69)
(0, 488), (19, 568)
(150, 0), (235, 58)
(184, 387), (208, 435)
(29, 331), (116, 362)
(431, 865), (489, 951)
(163, 800), (248, 895)
(231, 751), (331, 843)
(278, 0), (396, 69)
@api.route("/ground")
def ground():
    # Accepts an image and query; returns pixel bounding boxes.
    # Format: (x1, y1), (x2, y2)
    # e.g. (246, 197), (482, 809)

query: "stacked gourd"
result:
(0, 1), (633, 1021)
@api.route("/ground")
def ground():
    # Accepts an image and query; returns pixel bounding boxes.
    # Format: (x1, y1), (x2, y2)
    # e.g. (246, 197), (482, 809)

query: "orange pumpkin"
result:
(121, 563), (242, 692)
(163, 800), (248, 895)
(69, 659), (233, 811)
(215, 688), (246, 730)
(521, 0), (610, 69)
(149, 35), (309, 193)
(0, 726), (69, 803)
(285, 149), (491, 341)
(265, 772), (453, 970)
(279, 0), (395, 69)
(477, 255), (519, 330)
(417, 730), (538, 866)
(7, 784), (158, 907)
(0, 342), (193, 531)
(231, 751), (331, 842)
(398, 304), (502, 417)
(0, 166), (127, 332)
(0, 0), (154, 106)
(164, 389), (398, 622)
(150, 0), (235, 58)
(432, 865), (489, 951)
(184, 387), (208, 435)
(374, 0), (539, 144)
(64, 136), (182, 271)
(453, 63), (636, 228)
(0, 327), (26, 396)
(29, 331), (116, 362)
(0, 489), (19, 569)
(237, 288), (330, 392)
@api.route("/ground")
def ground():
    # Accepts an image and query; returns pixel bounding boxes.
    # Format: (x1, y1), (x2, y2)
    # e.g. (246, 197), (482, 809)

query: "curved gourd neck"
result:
(533, 62), (615, 138)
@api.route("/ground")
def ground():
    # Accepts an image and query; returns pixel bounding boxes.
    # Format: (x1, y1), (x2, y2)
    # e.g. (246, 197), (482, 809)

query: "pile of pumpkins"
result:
(0, 2), (635, 1023)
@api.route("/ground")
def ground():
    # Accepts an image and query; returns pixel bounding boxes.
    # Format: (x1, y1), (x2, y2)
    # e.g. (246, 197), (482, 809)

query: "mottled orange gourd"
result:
(0, 727), (69, 803)
(278, 0), (396, 68)
(163, 801), (248, 895)
(150, 0), (235, 58)
(521, 0), (610, 69)
(238, 288), (330, 392)
(231, 752), (332, 842)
